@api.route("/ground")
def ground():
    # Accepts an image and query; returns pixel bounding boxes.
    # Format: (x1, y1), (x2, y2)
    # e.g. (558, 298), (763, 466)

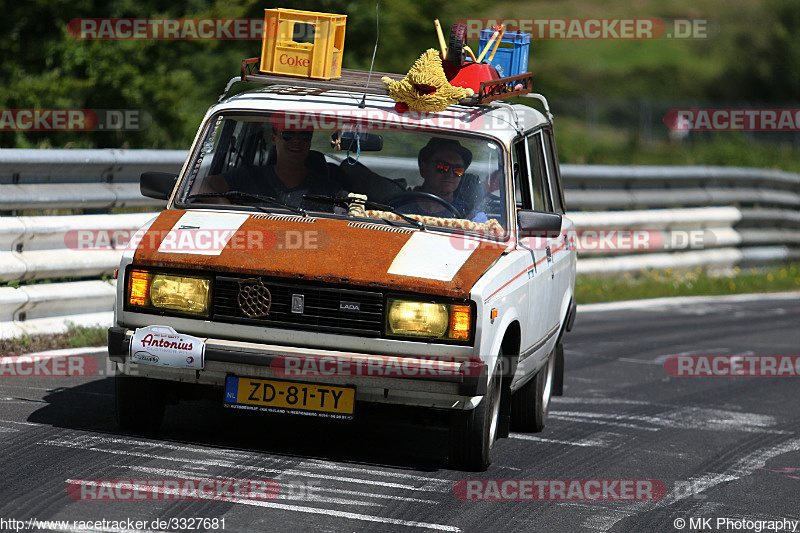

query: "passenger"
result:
(399, 138), (487, 221)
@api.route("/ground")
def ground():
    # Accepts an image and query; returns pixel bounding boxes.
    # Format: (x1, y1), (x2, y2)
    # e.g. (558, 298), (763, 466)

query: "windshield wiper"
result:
(303, 194), (425, 230)
(185, 191), (307, 217)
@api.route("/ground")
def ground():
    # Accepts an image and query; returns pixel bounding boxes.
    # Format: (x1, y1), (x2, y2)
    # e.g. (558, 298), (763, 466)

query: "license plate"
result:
(224, 376), (355, 420)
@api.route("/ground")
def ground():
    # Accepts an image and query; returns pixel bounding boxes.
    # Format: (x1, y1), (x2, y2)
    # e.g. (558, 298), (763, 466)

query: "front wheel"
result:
(510, 347), (555, 432)
(115, 371), (166, 433)
(449, 360), (502, 471)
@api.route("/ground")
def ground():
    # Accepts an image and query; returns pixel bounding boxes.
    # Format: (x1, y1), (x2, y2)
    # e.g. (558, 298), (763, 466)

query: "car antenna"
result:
(359, 2), (380, 109)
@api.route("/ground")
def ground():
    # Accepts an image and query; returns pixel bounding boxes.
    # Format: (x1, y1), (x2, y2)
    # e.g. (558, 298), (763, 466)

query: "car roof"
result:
(209, 85), (550, 145)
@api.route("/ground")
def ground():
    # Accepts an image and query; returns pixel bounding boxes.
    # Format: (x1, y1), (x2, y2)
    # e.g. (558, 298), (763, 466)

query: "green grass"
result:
(576, 263), (800, 304)
(0, 322), (107, 355)
(64, 322), (108, 348)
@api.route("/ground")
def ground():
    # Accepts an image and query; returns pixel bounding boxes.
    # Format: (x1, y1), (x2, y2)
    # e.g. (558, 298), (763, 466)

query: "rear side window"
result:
(526, 133), (553, 213)
(541, 128), (565, 214)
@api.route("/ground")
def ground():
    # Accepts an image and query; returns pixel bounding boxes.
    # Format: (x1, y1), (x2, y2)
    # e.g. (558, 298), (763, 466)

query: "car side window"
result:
(541, 128), (565, 214)
(526, 133), (553, 213)
(512, 140), (533, 210)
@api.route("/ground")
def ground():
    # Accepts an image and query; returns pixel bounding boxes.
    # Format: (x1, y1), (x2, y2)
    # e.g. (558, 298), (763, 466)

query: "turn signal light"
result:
(128, 269), (151, 307)
(450, 305), (471, 340)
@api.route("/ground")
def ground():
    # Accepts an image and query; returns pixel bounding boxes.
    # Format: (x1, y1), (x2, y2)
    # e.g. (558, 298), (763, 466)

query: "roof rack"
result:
(221, 57), (533, 106)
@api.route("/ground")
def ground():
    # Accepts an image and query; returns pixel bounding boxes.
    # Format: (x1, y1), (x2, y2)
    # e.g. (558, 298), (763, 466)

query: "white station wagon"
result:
(108, 67), (577, 470)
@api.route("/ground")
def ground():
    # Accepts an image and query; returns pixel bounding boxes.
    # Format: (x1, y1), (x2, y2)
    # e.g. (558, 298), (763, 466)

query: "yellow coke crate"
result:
(260, 8), (347, 80)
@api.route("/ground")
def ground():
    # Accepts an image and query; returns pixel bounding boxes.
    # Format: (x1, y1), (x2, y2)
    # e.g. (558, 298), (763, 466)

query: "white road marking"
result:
(509, 433), (613, 447)
(212, 498), (461, 531)
(552, 397), (658, 407)
(549, 408), (787, 434)
(549, 411), (662, 432)
(619, 349), (756, 365)
(25, 346), (108, 357)
(301, 458), (453, 487)
(0, 419), (40, 426)
(67, 477), (379, 508)
(72, 436), (453, 487)
(579, 290), (800, 314)
(660, 437), (800, 506)
(582, 438), (800, 531)
(118, 464), (440, 505)
(41, 436), (451, 492)
(73, 435), (254, 460)
(64, 479), (460, 532)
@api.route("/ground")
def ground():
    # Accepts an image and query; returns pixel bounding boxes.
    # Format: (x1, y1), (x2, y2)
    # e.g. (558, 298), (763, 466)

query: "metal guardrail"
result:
(1, 149), (799, 338)
(0, 149), (187, 184)
(0, 148), (183, 212)
(0, 280), (116, 340)
(0, 212), (157, 281)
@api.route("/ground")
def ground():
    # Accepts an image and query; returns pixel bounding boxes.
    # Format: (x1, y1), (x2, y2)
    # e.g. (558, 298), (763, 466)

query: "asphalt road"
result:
(1, 292), (799, 533)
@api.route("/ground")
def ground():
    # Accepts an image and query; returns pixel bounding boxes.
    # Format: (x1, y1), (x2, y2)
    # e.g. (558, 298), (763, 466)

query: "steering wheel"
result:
(387, 191), (465, 219)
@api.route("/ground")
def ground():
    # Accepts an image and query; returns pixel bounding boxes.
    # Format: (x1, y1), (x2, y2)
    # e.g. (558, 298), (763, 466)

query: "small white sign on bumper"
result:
(129, 325), (205, 370)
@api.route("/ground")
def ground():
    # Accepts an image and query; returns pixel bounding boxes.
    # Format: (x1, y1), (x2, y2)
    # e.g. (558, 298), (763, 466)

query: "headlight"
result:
(386, 298), (473, 341)
(127, 269), (211, 317)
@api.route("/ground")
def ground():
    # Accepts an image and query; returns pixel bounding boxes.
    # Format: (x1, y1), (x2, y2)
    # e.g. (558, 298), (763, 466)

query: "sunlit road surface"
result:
(0, 292), (798, 532)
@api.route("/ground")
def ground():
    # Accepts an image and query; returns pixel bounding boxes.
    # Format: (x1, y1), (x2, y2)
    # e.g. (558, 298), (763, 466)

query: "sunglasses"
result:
(279, 130), (313, 142)
(435, 160), (466, 177)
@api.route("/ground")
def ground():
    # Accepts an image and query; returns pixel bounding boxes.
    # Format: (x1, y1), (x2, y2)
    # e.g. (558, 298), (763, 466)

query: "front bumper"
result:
(109, 326), (487, 410)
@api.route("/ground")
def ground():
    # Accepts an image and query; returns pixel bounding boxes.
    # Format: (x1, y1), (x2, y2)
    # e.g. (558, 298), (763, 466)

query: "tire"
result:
(553, 342), (564, 396)
(511, 348), (555, 432)
(115, 371), (166, 433)
(448, 23), (467, 67)
(449, 360), (502, 471)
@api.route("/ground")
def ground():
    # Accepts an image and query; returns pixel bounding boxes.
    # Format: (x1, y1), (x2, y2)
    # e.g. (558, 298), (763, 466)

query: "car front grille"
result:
(213, 275), (384, 336)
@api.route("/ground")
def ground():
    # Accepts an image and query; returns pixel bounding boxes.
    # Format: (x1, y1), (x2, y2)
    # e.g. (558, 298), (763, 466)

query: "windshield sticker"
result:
(387, 232), (476, 281)
(157, 211), (250, 255)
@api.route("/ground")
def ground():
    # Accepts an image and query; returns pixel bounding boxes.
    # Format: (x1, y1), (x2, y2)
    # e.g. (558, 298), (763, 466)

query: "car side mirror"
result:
(517, 209), (562, 237)
(140, 171), (178, 200)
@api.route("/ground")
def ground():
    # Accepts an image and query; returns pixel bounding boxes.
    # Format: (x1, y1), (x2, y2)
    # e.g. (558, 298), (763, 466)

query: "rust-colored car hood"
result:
(132, 210), (506, 299)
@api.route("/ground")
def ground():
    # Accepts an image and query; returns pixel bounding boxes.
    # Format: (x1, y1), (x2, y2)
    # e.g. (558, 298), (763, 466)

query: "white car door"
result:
(512, 135), (558, 384)
(539, 127), (574, 326)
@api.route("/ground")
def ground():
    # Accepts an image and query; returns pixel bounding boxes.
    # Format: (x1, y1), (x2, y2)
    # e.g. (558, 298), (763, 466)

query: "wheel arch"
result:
(496, 320), (521, 439)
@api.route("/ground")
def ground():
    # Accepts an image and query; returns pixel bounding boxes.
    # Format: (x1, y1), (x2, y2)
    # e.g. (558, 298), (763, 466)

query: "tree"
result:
(0, 0), (483, 149)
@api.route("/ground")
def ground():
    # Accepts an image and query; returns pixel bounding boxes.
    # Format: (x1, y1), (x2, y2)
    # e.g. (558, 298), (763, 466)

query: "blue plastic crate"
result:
(478, 29), (530, 78)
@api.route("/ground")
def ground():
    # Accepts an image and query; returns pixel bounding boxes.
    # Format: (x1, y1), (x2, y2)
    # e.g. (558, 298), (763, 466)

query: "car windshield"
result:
(177, 112), (508, 233)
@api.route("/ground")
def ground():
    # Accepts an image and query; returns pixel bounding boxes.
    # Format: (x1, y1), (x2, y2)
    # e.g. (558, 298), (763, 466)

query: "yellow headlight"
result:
(386, 299), (472, 341)
(149, 273), (210, 316)
(387, 300), (449, 338)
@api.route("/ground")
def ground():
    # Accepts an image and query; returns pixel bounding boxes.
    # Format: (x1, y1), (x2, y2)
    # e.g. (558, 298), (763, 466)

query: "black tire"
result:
(115, 371), (166, 433)
(552, 342), (564, 396)
(448, 23), (467, 67)
(511, 348), (555, 432)
(450, 361), (502, 471)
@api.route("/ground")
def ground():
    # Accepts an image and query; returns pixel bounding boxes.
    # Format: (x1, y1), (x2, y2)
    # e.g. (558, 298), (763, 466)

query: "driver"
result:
(194, 126), (345, 212)
(402, 138), (487, 221)
(229, 127), (344, 211)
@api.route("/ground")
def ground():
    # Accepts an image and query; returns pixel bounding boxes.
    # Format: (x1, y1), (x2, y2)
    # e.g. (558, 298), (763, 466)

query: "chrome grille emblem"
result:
(237, 278), (272, 318)
(291, 294), (305, 314)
